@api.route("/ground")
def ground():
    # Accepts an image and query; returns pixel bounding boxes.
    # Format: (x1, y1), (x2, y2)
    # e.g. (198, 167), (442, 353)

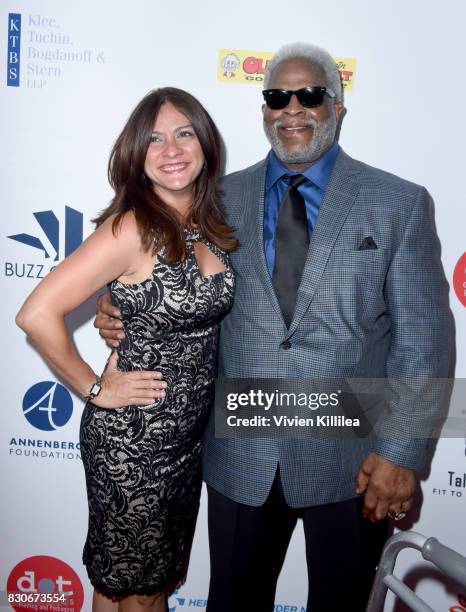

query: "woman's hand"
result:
(91, 352), (166, 409)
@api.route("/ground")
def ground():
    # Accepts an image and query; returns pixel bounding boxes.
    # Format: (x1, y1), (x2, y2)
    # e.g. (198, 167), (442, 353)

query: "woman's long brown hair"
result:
(94, 87), (237, 261)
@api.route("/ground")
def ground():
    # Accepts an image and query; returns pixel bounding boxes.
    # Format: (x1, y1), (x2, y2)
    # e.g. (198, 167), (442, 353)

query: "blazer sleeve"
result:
(373, 186), (451, 469)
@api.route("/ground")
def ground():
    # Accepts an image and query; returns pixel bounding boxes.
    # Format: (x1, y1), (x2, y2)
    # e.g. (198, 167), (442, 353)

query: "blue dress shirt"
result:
(264, 141), (340, 276)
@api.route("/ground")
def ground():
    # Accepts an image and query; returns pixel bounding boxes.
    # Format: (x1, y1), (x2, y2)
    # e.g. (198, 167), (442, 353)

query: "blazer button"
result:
(280, 340), (291, 350)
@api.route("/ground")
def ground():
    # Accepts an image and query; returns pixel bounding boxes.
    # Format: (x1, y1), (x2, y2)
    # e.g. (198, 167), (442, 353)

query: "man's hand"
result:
(94, 293), (125, 348)
(356, 452), (415, 523)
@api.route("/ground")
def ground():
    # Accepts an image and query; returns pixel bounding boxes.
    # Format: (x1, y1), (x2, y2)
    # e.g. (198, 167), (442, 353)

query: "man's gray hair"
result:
(263, 42), (343, 102)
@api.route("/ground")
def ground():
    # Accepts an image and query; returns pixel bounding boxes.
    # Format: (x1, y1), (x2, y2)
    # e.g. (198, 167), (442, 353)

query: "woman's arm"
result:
(16, 212), (164, 407)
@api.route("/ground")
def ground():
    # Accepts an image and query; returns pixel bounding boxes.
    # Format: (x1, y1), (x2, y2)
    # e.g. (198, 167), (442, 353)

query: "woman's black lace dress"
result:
(80, 228), (234, 599)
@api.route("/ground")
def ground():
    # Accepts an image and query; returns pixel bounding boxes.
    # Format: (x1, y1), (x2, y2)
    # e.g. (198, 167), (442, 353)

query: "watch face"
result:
(90, 382), (101, 396)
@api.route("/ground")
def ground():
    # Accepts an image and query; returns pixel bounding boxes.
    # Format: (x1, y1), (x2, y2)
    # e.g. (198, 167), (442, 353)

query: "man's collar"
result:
(265, 141), (340, 191)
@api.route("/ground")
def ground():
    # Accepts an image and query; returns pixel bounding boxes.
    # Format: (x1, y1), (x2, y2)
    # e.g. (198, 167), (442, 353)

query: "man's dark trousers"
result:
(206, 469), (388, 612)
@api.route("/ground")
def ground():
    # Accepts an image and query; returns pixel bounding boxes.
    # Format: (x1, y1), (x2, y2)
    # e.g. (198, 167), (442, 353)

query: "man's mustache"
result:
(272, 118), (318, 130)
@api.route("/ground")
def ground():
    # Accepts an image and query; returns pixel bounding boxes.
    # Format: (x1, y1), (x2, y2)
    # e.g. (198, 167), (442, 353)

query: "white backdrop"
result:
(2, 1), (466, 610)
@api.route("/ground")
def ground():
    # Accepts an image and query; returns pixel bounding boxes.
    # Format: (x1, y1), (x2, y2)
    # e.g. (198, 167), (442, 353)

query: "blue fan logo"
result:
(22, 382), (73, 431)
(8, 206), (83, 261)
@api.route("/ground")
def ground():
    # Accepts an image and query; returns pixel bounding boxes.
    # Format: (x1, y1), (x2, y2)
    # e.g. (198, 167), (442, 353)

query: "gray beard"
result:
(264, 112), (337, 165)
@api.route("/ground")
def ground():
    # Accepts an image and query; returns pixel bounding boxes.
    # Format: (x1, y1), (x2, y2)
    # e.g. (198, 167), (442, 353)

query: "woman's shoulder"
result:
(97, 210), (144, 251)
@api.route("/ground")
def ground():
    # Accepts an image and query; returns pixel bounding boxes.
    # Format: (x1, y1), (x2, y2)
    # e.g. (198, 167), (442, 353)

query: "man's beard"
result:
(263, 112), (337, 165)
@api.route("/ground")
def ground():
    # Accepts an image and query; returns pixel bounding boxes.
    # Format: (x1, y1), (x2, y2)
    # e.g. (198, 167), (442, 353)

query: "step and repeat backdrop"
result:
(2, 1), (466, 610)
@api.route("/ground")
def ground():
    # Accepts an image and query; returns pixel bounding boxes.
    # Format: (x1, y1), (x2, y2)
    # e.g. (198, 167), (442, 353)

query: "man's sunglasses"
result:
(262, 86), (335, 110)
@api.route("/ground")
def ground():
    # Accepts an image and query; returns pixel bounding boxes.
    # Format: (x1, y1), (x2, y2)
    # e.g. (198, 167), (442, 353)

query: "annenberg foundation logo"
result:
(6, 555), (84, 611)
(22, 381), (73, 431)
(7, 13), (21, 86)
(217, 48), (357, 91)
(453, 252), (466, 307)
(5, 205), (83, 279)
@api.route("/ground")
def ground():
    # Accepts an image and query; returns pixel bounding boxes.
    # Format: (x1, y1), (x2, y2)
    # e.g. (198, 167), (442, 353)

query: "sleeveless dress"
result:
(79, 228), (235, 599)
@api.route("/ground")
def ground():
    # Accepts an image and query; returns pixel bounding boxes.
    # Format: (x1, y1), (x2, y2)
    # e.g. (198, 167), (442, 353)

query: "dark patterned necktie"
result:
(272, 174), (309, 328)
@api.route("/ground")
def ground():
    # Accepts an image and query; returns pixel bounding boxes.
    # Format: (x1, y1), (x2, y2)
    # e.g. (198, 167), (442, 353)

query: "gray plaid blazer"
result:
(202, 149), (451, 508)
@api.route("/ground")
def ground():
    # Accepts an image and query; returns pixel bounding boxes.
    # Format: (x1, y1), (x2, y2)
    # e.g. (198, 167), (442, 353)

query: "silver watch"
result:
(84, 375), (102, 401)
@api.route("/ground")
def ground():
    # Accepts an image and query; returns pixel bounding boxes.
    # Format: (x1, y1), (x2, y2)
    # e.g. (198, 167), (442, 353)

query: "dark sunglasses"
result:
(262, 86), (335, 110)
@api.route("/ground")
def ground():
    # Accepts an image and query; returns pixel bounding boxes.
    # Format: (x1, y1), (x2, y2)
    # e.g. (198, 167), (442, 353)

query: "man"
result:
(96, 43), (451, 611)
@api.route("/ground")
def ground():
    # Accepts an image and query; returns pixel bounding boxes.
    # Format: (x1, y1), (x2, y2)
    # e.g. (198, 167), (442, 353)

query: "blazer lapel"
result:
(288, 150), (361, 335)
(242, 160), (287, 325)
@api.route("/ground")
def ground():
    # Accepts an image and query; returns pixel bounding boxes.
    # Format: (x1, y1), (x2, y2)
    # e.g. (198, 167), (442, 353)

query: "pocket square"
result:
(358, 236), (378, 250)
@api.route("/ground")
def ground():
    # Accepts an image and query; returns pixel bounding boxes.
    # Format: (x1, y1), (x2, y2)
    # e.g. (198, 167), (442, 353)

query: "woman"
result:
(16, 88), (236, 612)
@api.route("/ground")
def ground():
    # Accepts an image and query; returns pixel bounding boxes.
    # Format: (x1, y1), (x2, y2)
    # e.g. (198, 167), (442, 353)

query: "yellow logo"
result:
(217, 49), (274, 84)
(217, 49), (356, 92)
(335, 58), (356, 92)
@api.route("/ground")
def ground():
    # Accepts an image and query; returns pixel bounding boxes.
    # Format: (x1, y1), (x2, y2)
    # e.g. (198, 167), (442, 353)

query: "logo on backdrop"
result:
(5, 205), (83, 279)
(217, 48), (357, 91)
(7, 13), (21, 86)
(8, 206), (83, 261)
(453, 252), (466, 307)
(6, 555), (84, 611)
(22, 381), (73, 431)
(217, 49), (273, 84)
(168, 591), (186, 611)
(431, 470), (466, 501)
(166, 592), (305, 611)
(10, 380), (79, 460)
(5, 12), (106, 89)
(449, 592), (466, 612)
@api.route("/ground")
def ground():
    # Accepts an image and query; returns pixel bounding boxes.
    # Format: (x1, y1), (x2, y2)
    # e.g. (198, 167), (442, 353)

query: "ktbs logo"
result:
(7, 13), (21, 87)
(6, 205), (83, 279)
(22, 381), (73, 431)
(7, 555), (84, 611)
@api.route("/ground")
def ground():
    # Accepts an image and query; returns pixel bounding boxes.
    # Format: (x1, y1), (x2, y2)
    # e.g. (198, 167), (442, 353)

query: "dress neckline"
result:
(183, 226), (202, 241)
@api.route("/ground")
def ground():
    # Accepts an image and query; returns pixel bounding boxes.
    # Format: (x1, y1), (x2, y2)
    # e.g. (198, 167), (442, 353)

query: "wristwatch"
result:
(84, 375), (102, 401)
